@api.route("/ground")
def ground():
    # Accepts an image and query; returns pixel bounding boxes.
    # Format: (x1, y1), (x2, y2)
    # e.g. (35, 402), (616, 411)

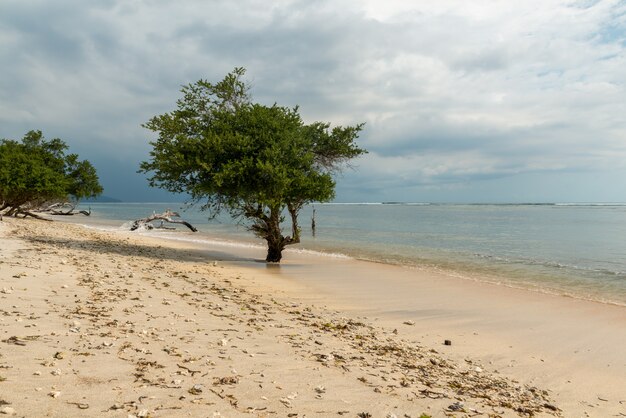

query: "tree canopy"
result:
(0, 130), (103, 218)
(141, 68), (366, 262)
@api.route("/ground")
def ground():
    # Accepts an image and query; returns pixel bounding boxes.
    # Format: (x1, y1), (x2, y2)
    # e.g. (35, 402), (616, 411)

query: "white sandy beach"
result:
(0, 218), (625, 417)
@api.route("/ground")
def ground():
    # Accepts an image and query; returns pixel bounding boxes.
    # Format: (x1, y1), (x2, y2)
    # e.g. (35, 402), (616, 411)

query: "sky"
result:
(1, 0), (625, 203)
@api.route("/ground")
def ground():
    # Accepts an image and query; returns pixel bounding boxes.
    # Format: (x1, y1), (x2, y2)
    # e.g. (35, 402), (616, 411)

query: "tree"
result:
(141, 68), (366, 262)
(0, 130), (103, 218)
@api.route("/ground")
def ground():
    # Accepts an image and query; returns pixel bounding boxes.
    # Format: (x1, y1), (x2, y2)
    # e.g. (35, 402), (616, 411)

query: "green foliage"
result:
(0, 130), (103, 215)
(141, 68), (366, 262)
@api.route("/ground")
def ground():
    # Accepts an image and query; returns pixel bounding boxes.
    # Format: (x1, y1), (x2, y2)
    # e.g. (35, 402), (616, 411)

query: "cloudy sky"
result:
(1, 0), (625, 202)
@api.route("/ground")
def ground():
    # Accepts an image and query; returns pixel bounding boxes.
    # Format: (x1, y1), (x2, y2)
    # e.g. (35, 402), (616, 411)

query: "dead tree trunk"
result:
(129, 210), (198, 232)
(45, 202), (91, 216)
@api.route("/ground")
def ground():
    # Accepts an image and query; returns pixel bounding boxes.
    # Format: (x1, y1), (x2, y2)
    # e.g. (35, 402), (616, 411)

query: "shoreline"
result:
(1, 218), (625, 416)
(67, 212), (626, 309)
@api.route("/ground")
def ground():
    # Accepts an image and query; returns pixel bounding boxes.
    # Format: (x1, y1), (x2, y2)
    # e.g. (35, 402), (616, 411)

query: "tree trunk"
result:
(287, 203), (301, 244)
(264, 206), (286, 262)
(265, 239), (284, 262)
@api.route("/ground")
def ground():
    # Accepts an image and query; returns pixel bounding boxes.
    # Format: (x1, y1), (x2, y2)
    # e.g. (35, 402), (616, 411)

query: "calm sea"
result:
(75, 202), (626, 306)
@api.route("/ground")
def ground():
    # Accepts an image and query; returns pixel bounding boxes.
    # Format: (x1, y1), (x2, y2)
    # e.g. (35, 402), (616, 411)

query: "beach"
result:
(0, 218), (625, 417)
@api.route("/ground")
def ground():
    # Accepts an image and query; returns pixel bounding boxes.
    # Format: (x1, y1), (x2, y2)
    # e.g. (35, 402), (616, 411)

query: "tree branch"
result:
(129, 210), (198, 232)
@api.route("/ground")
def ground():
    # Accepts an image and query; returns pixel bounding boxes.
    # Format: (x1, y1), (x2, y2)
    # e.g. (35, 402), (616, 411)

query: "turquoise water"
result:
(76, 202), (626, 305)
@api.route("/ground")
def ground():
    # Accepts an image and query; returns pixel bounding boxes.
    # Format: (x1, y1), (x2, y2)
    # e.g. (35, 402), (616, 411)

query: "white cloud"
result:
(0, 0), (624, 200)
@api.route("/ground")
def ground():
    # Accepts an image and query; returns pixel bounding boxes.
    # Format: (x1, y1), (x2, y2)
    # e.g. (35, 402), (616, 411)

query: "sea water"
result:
(76, 202), (626, 306)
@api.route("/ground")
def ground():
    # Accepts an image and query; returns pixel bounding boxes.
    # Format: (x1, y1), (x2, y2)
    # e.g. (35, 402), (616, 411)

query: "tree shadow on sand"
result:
(21, 234), (261, 265)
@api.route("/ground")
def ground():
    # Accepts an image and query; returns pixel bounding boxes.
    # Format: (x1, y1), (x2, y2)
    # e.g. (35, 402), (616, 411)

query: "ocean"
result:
(75, 202), (626, 306)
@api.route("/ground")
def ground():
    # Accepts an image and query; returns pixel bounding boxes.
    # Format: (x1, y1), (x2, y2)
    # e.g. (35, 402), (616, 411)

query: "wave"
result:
(554, 202), (626, 207)
(143, 231), (266, 250)
(472, 252), (626, 278)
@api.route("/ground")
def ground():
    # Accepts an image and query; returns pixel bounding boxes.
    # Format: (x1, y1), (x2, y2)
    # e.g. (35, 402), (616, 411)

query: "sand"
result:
(0, 217), (624, 417)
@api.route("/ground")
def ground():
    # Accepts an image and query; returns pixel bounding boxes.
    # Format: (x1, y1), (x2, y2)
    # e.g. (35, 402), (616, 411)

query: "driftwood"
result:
(45, 202), (91, 216)
(130, 210), (198, 232)
(50, 208), (91, 216)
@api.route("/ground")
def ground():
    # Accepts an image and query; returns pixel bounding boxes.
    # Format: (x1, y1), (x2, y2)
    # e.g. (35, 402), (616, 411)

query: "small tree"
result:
(141, 68), (366, 262)
(0, 130), (103, 218)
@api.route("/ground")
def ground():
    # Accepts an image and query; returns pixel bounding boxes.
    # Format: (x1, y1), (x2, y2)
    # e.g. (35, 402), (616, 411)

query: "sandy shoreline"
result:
(0, 218), (624, 417)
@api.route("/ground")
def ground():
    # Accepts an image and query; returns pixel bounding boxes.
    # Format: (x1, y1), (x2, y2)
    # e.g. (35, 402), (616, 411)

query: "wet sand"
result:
(0, 218), (624, 417)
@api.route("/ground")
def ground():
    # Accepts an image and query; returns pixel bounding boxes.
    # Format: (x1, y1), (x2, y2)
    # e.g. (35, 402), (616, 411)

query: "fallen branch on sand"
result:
(129, 210), (198, 232)
(44, 202), (91, 216)
(0, 201), (89, 220)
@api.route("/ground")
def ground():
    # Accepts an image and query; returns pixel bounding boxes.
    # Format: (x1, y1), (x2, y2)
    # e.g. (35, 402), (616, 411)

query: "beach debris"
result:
(403, 320), (415, 326)
(447, 401), (465, 412)
(544, 403), (559, 412)
(314, 385), (326, 394)
(213, 376), (239, 385)
(188, 384), (203, 395)
(177, 364), (201, 376)
(2, 337), (26, 346)
(444, 339), (452, 346)
(48, 391), (61, 398)
(66, 401), (89, 410)
(53, 352), (65, 359)
(0, 407), (16, 415)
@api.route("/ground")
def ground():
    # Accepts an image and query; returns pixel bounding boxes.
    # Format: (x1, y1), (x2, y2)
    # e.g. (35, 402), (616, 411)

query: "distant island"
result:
(83, 195), (122, 203)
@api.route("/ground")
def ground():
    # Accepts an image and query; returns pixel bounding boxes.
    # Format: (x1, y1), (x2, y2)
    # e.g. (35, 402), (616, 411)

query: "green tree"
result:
(141, 68), (366, 262)
(0, 130), (103, 217)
